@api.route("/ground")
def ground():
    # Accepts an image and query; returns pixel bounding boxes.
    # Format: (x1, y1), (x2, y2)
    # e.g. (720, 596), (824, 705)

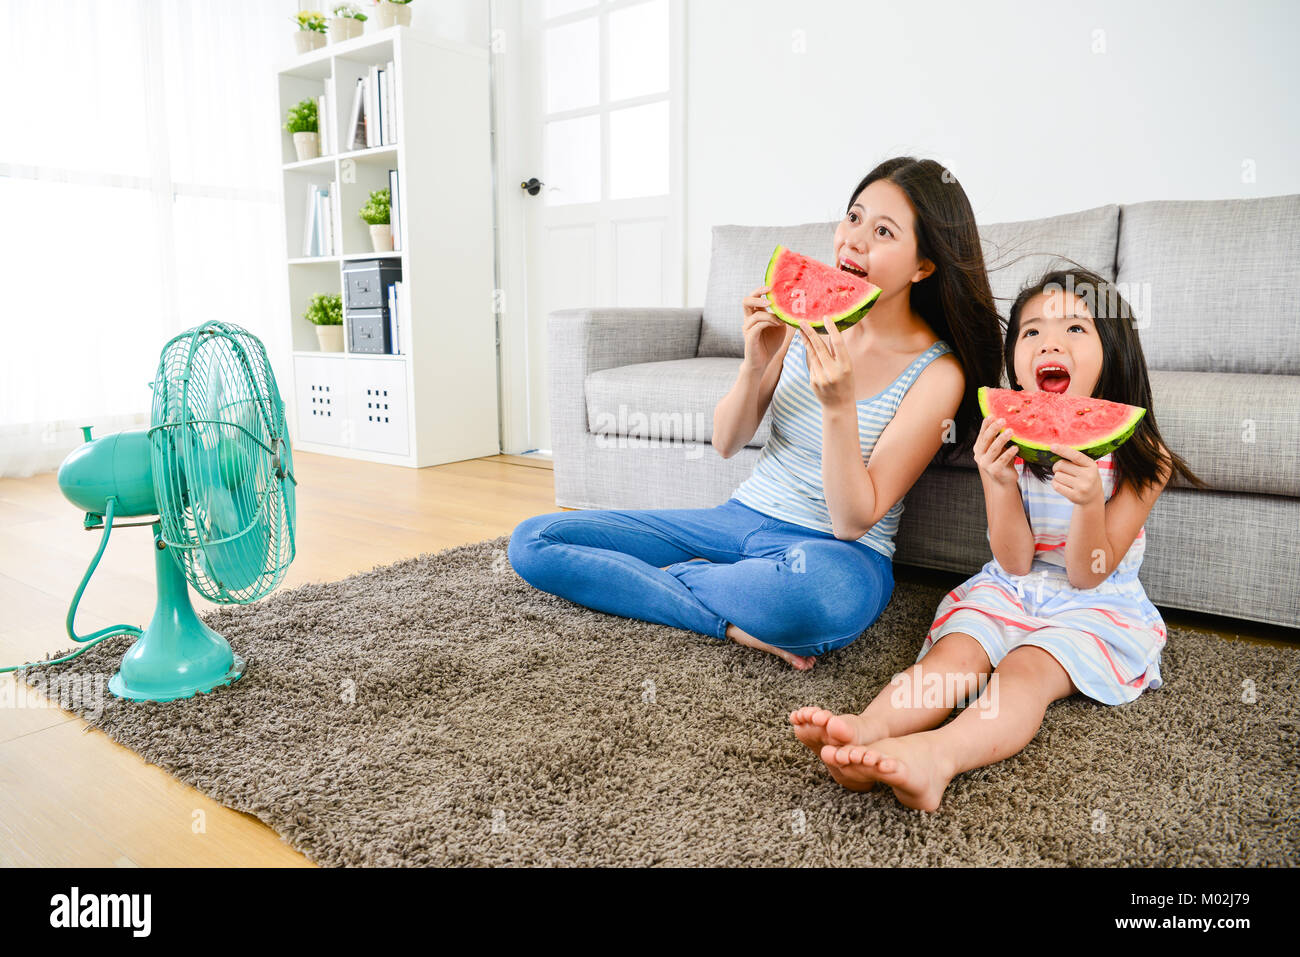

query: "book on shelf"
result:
(301, 183), (315, 256)
(316, 92), (328, 156)
(388, 281), (398, 354)
(383, 60), (395, 144)
(317, 75), (338, 155)
(301, 182), (334, 257)
(373, 64), (398, 147)
(386, 279), (406, 355)
(399, 280), (408, 353)
(366, 66), (377, 148)
(333, 188), (342, 256)
(368, 65), (392, 148)
(348, 77), (366, 151)
(320, 187), (333, 256)
(388, 168), (401, 251)
(376, 65), (384, 147)
(346, 67), (399, 153)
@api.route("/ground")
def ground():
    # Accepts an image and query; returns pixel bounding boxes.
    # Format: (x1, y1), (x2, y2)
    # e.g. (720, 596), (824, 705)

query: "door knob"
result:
(520, 177), (544, 196)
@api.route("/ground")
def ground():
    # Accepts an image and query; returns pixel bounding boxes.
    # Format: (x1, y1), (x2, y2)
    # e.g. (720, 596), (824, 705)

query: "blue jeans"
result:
(507, 497), (894, 657)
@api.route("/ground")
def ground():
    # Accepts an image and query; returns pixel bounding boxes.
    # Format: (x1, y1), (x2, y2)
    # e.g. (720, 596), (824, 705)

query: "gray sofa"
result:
(547, 195), (1300, 630)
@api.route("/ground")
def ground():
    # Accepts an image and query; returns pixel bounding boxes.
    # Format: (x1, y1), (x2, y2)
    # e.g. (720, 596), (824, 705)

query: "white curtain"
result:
(0, 0), (298, 478)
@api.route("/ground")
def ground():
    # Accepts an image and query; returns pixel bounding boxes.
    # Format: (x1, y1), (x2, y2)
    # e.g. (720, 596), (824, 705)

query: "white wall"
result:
(401, 0), (489, 48)
(683, 0), (1300, 305)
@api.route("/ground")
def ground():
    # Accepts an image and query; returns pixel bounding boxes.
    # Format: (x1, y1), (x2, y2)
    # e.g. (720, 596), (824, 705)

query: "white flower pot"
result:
(292, 131), (320, 162)
(369, 224), (393, 252)
(327, 17), (363, 43)
(376, 1), (412, 28)
(294, 30), (326, 54)
(315, 325), (345, 352)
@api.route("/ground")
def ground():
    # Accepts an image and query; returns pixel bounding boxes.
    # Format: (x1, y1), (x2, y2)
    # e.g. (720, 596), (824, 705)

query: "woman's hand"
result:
(974, 414), (1020, 487)
(1048, 444), (1104, 506)
(796, 317), (856, 412)
(740, 284), (787, 374)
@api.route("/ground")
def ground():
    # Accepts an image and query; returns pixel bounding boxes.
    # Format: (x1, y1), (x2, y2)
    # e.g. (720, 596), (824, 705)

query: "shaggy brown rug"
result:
(17, 535), (1299, 867)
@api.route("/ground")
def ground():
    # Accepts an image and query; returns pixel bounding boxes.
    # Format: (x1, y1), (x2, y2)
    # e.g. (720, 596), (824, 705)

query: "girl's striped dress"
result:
(920, 452), (1167, 705)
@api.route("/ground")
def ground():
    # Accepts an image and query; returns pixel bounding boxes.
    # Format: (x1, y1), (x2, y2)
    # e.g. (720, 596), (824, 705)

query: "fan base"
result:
(109, 653), (245, 704)
(107, 524), (249, 704)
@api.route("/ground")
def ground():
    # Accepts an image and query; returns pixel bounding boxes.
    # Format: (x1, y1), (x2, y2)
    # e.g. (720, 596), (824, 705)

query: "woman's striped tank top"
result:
(730, 332), (954, 559)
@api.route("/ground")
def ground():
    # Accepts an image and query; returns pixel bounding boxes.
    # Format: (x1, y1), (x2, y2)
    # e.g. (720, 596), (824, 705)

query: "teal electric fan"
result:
(5, 321), (297, 702)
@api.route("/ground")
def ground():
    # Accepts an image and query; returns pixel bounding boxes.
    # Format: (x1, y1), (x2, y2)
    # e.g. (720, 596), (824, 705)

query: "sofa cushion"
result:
(1150, 369), (1300, 497)
(701, 205), (1121, 361)
(978, 204), (1120, 323)
(920, 371), (1299, 494)
(586, 357), (772, 449)
(700, 222), (837, 358)
(583, 365), (1298, 496)
(1116, 194), (1300, 375)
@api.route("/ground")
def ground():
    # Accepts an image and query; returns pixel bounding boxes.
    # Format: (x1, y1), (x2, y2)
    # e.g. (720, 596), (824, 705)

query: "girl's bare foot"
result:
(789, 708), (888, 754)
(790, 708), (889, 792)
(726, 623), (816, 671)
(789, 707), (837, 751)
(821, 734), (954, 810)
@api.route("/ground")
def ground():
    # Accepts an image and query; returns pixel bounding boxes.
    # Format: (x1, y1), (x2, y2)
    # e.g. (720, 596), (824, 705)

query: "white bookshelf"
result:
(275, 25), (499, 467)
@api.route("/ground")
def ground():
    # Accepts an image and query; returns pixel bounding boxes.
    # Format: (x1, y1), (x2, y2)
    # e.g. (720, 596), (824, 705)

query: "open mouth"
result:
(1035, 364), (1071, 393)
(839, 262), (869, 281)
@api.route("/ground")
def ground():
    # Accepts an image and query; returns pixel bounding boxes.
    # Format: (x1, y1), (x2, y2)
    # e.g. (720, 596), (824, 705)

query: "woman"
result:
(509, 157), (1003, 669)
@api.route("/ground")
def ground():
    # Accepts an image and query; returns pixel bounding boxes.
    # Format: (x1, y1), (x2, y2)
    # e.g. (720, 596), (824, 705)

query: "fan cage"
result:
(148, 321), (297, 603)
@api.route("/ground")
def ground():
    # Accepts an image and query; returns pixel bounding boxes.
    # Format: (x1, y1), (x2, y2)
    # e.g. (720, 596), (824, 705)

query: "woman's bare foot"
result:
(820, 733), (954, 810)
(789, 708), (888, 755)
(726, 623), (816, 671)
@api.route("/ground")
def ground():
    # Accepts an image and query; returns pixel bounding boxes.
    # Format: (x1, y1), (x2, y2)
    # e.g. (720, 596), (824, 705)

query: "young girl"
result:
(791, 266), (1207, 809)
(509, 157), (1003, 670)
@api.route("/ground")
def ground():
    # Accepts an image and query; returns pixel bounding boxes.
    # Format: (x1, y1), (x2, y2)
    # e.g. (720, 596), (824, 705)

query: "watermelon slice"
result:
(764, 245), (882, 332)
(977, 386), (1146, 466)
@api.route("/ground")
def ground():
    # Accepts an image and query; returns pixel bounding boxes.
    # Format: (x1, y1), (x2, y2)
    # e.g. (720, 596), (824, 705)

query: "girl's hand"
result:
(797, 317), (856, 411)
(974, 414), (1020, 487)
(1048, 445), (1103, 506)
(740, 284), (787, 374)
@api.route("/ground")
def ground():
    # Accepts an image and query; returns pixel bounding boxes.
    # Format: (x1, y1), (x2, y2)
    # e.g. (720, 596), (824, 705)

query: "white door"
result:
(491, 0), (685, 455)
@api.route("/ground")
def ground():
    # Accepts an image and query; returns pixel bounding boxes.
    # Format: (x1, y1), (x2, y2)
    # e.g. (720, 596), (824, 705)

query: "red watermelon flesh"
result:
(764, 245), (882, 331)
(977, 386), (1146, 466)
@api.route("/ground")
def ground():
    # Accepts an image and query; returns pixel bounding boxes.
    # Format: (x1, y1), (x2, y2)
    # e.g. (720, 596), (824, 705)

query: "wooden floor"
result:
(1, 451), (1294, 866)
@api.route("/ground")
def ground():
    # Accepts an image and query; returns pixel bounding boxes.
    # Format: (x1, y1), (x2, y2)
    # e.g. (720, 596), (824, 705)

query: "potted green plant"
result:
(291, 11), (328, 54)
(360, 188), (392, 252)
(374, 0), (413, 29)
(285, 98), (320, 162)
(305, 292), (345, 352)
(328, 3), (366, 43)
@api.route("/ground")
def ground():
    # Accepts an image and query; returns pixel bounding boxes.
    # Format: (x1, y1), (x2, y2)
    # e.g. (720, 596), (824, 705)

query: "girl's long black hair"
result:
(850, 157), (1004, 465)
(1005, 266), (1207, 495)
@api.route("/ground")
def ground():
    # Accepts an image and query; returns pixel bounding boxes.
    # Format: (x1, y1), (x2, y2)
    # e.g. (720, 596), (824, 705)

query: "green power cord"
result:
(0, 496), (144, 676)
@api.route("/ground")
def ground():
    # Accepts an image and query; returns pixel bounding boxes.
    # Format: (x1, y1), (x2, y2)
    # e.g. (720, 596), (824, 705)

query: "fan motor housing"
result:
(57, 429), (157, 518)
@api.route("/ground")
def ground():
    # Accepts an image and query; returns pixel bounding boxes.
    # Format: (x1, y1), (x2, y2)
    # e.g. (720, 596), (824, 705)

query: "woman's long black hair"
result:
(1005, 266), (1207, 495)
(849, 157), (1004, 465)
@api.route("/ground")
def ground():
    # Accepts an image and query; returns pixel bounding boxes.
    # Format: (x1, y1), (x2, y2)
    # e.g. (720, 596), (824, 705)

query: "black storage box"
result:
(343, 258), (402, 354)
(343, 258), (402, 309)
(347, 307), (392, 355)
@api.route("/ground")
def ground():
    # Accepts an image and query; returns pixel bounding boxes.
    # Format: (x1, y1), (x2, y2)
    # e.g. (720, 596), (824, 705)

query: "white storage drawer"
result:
(346, 357), (410, 456)
(293, 355), (348, 447)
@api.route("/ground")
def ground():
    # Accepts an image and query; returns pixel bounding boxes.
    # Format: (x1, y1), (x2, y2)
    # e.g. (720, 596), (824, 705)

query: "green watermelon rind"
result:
(763, 244), (882, 332)
(977, 386), (1146, 466)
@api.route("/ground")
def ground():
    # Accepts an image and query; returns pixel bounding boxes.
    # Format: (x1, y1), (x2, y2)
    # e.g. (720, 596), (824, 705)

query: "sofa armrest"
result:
(548, 307), (703, 377)
(547, 307), (702, 501)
